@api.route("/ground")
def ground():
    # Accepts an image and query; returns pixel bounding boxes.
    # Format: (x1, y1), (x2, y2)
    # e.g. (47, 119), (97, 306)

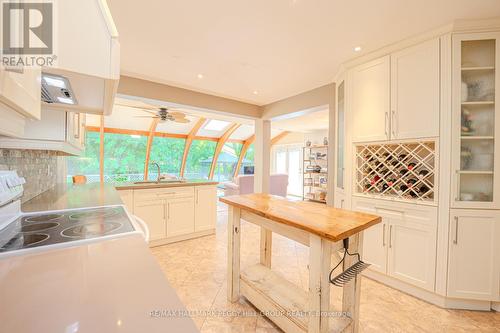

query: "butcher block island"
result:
(220, 194), (381, 333)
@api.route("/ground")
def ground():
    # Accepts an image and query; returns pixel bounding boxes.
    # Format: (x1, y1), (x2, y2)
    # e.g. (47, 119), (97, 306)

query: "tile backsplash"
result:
(0, 149), (58, 202)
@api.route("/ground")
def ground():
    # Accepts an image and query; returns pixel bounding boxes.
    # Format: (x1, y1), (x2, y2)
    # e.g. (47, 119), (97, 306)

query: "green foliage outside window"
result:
(185, 140), (216, 179)
(103, 133), (148, 182)
(149, 137), (185, 178)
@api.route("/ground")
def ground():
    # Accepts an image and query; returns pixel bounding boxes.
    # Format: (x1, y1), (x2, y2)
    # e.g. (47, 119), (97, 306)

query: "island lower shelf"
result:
(117, 184), (217, 246)
(241, 264), (352, 333)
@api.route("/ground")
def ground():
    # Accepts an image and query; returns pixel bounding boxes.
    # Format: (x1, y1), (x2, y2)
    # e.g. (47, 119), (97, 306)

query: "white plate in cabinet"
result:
(390, 38), (440, 139)
(134, 199), (166, 241)
(447, 209), (500, 301)
(166, 197), (195, 238)
(195, 186), (217, 232)
(350, 55), (391, 143)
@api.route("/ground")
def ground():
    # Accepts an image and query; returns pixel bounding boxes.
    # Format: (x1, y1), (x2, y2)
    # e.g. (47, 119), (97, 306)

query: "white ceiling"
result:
(272, 108), (329, 133)
(107, 0), (500, 105)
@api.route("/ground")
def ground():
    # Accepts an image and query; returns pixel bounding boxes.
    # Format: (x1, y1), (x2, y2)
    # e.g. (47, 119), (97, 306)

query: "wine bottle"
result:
(408, 162), (416, 171)
(407, 178), (417, 187)
(419, 169), (429, 179)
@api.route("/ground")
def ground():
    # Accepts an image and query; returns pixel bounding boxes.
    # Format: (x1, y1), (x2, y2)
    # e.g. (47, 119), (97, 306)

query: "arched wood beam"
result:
(208, 123), (241, 180)
(180, 118), (206, 177)
(143, 118), (160, 180)
(86, 126), (245, 144)
(233, 134), (255, 178)
(99, 115), (105, 184)
(271, 131), (290, 145)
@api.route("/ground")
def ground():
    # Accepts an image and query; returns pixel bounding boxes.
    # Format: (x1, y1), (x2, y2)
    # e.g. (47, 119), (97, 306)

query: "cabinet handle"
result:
(389, 225), (393, 248)
(382, 224), (386, 246)
(340, 199), (344, 208)
(453, 216), (459, 244)
(384, 112), (389, 138)
(74, 113), (80, 139)
(391, 110), (396, 138)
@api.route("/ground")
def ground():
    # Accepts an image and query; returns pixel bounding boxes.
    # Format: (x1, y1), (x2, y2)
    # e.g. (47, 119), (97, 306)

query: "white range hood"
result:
(42, 0), (120, 115)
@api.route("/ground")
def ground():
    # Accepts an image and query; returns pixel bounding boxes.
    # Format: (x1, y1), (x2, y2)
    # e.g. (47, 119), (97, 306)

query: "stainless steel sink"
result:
(133, 180), (186, 185)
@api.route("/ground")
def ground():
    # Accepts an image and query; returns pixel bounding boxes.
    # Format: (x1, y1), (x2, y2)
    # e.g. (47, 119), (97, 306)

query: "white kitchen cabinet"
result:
(130, 185), (216, 246)
(134, 199), (166, 241)
(333, 190), (347, 209)
(166, 197), (195, 238)
(447, 209), (500, 301)
(350, 56), (391, 143)
(390, 38), (440, 139)
(0, 108), (86, 155)
(195, 185), (217, 232)
(451, 32), (500, 209)
(117, 190), (134, 212)
(388, 213), (437, 291)
(353, 197), (437, 291)
(0, 65), (41, 121)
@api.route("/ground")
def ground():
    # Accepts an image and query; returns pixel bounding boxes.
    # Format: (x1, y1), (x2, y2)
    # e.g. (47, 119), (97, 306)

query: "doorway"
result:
(272, 145), (303, 197)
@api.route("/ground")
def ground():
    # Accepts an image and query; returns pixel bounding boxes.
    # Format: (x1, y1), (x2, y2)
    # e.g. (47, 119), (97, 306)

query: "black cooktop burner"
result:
(21, 222), (59, 233)
(0, 206), (135, 254)
(62, 221), (122, 238)
(24, 214), (63, 223)
(69, 208), (119, 220)
(0, 233), (49, 251)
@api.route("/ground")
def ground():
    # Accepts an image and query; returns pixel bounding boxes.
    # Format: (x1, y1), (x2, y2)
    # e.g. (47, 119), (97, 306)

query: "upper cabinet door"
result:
(451, 32), (500, 209)
(350, 56), (391, 143)
(391, 38), (440, 140)
(0, 66), (41, 120)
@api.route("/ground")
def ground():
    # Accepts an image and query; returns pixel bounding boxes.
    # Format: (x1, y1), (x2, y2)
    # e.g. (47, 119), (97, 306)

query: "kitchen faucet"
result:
(150, 161), (163, 183)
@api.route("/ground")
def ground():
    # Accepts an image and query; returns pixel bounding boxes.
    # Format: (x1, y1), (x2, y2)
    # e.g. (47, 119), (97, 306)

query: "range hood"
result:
(41, 0), (120, 115)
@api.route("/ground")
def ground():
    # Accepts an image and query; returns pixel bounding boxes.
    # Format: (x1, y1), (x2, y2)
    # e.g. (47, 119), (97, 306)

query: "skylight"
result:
(204, 119), (230, 131)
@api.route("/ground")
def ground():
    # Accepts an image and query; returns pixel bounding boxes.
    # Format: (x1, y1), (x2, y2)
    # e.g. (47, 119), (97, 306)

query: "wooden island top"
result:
(220, 193), (381, 242)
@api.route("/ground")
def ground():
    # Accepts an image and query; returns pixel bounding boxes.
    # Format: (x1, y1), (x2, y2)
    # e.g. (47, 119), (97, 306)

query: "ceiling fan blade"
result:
(133, 115), (159, 118)
(173, 118), (191, 123)
(169, 112), (186, 118)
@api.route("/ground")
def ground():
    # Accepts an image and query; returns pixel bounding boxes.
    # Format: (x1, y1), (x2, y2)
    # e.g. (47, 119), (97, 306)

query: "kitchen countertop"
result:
(21, 183), (123, 213)
(114, 179), (218, 190)
(0, 234), (199, 333)
(220, 193), (381, 242)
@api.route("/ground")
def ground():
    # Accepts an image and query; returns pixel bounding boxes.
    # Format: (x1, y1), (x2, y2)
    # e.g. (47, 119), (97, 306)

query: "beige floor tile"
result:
(150, 203), (500, 333)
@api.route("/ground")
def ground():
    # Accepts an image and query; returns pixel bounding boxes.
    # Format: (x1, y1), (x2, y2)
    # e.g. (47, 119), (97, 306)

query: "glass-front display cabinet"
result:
(452, 32), (500, 208)
(336, 80), (345, 191)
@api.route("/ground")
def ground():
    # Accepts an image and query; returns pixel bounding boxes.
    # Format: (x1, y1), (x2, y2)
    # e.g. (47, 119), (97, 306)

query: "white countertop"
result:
(0, 234), (199, 333)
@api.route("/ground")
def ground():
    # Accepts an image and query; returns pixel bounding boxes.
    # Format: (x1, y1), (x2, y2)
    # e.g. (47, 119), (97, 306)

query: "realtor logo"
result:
(2, 1), (53, 55)
(1, 1), (56, 66)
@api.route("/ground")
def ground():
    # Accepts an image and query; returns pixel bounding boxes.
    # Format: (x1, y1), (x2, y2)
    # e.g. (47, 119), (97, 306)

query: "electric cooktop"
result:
(0, 206), (136, 254)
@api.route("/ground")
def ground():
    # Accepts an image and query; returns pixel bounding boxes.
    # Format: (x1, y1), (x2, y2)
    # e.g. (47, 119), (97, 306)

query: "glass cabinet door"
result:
(336, 80), (345, 190)
(452, 33), (500, 208)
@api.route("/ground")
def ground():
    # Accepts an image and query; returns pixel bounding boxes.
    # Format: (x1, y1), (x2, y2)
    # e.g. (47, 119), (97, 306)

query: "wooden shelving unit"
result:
(303, 145), (328, 204)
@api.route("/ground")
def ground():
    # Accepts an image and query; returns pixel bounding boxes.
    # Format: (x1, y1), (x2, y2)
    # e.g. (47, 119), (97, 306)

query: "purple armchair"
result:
(223, 174), (289, 197)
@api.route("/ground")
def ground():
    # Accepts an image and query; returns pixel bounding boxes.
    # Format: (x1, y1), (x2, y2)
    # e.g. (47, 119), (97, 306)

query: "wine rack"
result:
(355, 141), (436, 203)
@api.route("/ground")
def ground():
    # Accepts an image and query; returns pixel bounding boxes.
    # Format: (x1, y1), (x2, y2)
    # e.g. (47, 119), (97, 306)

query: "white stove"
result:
(0, 171), (147, 257)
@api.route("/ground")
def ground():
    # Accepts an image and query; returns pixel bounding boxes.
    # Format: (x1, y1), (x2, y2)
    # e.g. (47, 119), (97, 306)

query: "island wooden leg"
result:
(342, 234), (362, 333)
(260, 228), (272, 268)
(227, 206), (241, 302)
(308, 234), (332, 333)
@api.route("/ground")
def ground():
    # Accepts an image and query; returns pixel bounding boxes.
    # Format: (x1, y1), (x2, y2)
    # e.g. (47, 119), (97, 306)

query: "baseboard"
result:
(149, 229), (215, 247)
(492, 302), (500, 312)
(362, 270), (492, 311)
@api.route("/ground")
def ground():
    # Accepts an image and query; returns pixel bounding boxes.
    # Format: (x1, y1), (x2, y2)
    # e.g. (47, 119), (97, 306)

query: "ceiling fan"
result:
(115, 100), (191, 123)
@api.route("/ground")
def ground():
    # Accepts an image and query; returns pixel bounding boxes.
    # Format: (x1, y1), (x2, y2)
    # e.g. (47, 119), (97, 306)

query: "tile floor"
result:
(150, 204), (500, 332)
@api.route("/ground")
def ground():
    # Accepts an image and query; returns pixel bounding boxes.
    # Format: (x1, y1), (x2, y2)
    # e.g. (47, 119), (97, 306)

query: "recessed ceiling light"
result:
(197, 74), (204, 79)
(204, 119), (230, 131)
(253, 91), (258, 95)
(354, 46), (362, 52)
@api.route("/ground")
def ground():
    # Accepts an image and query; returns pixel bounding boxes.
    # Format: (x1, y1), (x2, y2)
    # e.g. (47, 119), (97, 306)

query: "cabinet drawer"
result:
(134, 186), (194, 201)
(352, 197), (437, 227)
